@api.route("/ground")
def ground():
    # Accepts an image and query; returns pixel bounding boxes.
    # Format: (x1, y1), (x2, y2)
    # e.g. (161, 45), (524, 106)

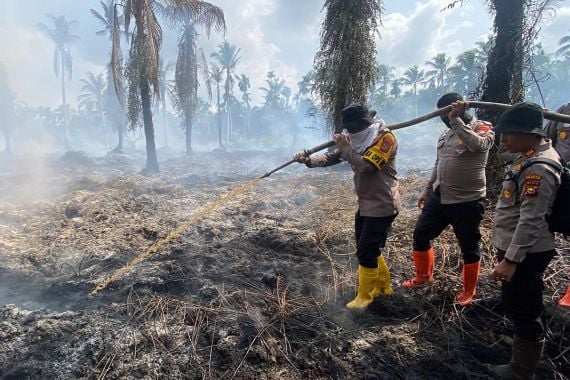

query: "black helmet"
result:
(495, 102), (545, 136)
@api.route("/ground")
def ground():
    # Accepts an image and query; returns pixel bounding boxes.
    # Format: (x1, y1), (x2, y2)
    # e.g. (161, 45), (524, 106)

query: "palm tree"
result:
(91, 0), (128, 153)
(402, 65), (425, 116)
(260, 71), (286, 110)
(237, 74), (251, 108)
(211, 41), (240, 144)
(390, 78), (403, 99)
(78, 71), (108, 149)
(556, 34), (570, 58)
(0, 63), (14, 155)
(162, 2), (225, 154)
(313, 0), (382, 133)
(112, 0), (215, 172)
(297, 71), (314, 101)
(425, 53), (451, 89)
(37, 14), (80, 151)
(377, 64), (395, 96)
(448, 49), (481, 94)
(237, 73), (251, 136)
(209, 63), (225, 150)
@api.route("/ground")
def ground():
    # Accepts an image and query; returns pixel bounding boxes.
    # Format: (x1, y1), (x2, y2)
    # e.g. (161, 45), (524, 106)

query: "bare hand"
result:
(417, 193), (428, 209)
(448, 101), (469, 121)
(490, 259), (517, 282)
(333, 133), (350, 151)
(293, 151), (309, 164)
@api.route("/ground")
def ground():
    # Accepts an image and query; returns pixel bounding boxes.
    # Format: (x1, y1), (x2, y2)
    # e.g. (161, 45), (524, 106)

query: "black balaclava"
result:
(437, 93), (472, 128)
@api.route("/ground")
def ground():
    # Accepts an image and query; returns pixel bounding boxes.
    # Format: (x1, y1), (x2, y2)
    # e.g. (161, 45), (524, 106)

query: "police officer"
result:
(403, 93), (494, 306)
(490, 102), (562, 379)
(294, 103), (400, 310)
(544, 103), (570, 308)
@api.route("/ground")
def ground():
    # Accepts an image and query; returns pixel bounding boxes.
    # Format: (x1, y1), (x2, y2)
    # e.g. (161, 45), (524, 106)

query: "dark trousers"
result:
(413, 189), (485, 264)
(355, 211), (397, 268)
(497, 249), (555, 341)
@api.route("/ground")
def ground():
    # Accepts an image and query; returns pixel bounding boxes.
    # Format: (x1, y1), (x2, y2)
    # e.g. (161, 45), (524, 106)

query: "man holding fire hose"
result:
(294, 103), (400, 310)
(402, 93), (495, 306)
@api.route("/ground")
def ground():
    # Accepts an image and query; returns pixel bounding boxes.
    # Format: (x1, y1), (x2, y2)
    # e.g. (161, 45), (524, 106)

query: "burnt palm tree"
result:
(78, 71), (108, 149)
(37, 14), (80, 151)
(162, 1), (225, 154)
(313, 0), (382, 133)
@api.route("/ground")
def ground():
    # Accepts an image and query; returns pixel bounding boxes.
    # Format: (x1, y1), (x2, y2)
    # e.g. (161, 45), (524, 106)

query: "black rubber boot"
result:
(492, 335), (545, 380)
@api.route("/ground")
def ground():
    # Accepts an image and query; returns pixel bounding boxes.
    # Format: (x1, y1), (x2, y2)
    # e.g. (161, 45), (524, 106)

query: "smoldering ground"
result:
(0, 147), (568, 379)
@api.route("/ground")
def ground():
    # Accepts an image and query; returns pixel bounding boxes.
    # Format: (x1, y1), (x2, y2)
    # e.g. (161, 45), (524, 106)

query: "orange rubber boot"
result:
(456, 262), (480, 305)
(402, 248), (435, 288)
(559, 285), (570, 308)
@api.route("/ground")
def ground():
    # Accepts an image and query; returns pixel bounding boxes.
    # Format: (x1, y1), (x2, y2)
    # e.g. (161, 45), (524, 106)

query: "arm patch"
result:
(362, 132), (395, 169)
(523, 174), (542, 198)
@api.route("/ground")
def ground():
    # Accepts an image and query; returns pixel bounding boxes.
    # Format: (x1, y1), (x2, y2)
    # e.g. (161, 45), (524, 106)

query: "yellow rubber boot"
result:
(371, 256), (393, 297)
(346, 266), (378, 310)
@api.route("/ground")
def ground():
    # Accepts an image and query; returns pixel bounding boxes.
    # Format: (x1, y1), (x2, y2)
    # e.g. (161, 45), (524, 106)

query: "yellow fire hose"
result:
(89, 101), (570, 296)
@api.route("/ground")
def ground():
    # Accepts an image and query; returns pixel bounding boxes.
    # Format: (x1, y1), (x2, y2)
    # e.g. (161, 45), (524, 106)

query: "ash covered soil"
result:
(0, 150), (568, 380)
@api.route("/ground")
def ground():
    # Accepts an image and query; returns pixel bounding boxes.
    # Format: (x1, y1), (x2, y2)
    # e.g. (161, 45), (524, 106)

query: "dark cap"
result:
(341, 103), (373, 130)
(495, 102), (545, 136)
(437, 93), (463, 108)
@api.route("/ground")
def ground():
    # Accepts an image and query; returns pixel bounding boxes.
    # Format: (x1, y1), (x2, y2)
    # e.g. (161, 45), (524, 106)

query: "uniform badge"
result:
(523, 174), (542, 198)
(380, 135), (394, 153)
(503, 189), (512, 199)
(523, 148), (536, 157)
(514, 163), (522, 172)
(560, 130), (568, 140)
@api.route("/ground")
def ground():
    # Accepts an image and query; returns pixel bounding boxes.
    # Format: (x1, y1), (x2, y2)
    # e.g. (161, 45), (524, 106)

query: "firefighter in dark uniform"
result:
(403, 93), (494, 305)
(294, 103), (400, 310)
(490, 102), (562, 379)
(544, 103), (570, 308)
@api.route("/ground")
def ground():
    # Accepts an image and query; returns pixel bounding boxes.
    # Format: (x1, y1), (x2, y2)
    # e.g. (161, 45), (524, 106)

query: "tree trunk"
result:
(114, 123), (124, 153)
(162, 105), (168, 148)
(2, 127), (11, 155)
(61, 50), (69, 151)
(140, 77), (159, 173)
(478, 0), (525, 201)
(185, 114), (193, 155)
(216, 84), (224, 149)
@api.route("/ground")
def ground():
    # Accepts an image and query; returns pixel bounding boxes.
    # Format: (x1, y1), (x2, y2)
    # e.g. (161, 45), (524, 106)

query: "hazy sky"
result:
(0, 0), (569, 108)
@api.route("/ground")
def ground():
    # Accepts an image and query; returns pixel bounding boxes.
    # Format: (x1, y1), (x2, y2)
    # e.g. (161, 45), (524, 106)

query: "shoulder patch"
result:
(475, 121), (492, 136)
(362, 132), (395, 169)
(380, 133), (395, 153)
(523, 173), (542, 198)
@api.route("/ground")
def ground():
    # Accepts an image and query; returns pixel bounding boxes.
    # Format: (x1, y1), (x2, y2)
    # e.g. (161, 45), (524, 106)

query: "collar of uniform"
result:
(520, 139), (551, 159)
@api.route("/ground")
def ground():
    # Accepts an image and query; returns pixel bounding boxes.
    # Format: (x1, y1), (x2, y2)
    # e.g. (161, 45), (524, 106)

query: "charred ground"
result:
(0, 150), (568, 379)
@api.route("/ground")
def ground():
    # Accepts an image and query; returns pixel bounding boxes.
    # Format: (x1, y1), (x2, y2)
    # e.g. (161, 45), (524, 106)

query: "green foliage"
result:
(313, 0), (383, 133)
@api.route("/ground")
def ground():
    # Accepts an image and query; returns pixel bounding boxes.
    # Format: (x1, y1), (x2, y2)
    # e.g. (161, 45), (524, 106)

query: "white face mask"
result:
(347, 122), (382, 154)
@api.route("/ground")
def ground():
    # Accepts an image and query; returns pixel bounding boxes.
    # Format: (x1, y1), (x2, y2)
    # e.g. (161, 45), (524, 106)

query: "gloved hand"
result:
(294, 151), (309, 163)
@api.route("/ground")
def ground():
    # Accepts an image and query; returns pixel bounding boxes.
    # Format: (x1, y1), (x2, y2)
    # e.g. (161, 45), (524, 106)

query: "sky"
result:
(0, 0), (569, 108)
